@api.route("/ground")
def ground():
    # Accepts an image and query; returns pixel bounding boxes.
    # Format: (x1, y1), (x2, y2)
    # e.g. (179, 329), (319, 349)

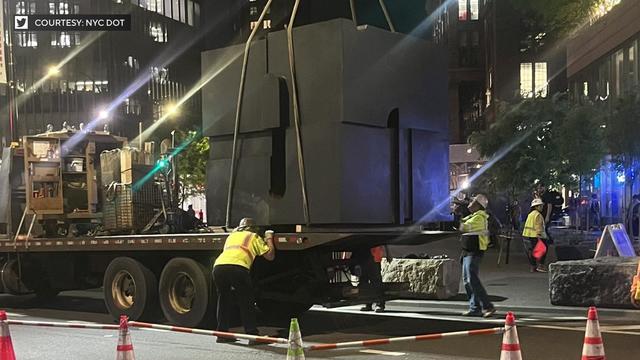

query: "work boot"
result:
(374, 304), (385, 313)
(360, 304), (373, 312)
(461, 310), (482, 317)
(482, 308), (497, 318)
(535, 265), (548, 273)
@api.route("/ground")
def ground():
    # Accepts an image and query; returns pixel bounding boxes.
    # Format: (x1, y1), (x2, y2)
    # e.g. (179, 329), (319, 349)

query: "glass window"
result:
(263, 19), (271, 29)
(156, 0), (163, 14)
(583, 82), (589, 97)
(458, 0), (467, 21)
(627, 42), (637, 89)
(520, 63), (533, 98)
(172, 0), (180, 20)
(149, 22), (167, 42)
(614, 49), (624, 96)
(469, 0), (479, 20)
(16, 1), (26, 14)
(147, 0), (156, 11)
(139, 0), (147, 8)
(179, 0), (186, 22)
(164, 0), (171, 17)
(58, 2), (69, 14)
(187, 0), (194, 26)
(16, 32), (37, 47)
(534, 62), (548, 97)
(49, 2), (55, 14)
(194, 2), (200, 26)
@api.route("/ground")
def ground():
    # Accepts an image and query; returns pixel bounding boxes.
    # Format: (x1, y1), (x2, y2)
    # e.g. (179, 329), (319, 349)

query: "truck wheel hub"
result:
(112, 270), (136, 310)
(169, 272), (195, 314)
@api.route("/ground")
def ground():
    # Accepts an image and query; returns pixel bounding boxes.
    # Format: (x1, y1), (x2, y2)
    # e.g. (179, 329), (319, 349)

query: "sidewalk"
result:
(386, 234), (640, 319)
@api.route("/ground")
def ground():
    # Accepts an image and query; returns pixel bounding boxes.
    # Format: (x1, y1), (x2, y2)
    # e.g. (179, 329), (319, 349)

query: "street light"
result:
(47, 66), (61, 77)
(165, 103), (180, 117)
(98, 110), (109, 120)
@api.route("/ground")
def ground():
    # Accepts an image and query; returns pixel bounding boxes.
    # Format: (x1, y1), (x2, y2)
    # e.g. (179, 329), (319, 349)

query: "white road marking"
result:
(360, 349), (406, 356)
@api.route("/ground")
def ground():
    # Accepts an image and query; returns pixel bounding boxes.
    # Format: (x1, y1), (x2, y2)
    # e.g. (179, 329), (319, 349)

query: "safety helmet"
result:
(531, 198), (544, 208)
(235, 217), (256, 232)
(471, 194), (488, 209)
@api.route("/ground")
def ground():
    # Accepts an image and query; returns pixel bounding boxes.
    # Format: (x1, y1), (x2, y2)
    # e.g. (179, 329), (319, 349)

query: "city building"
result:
(566, 0), (633, 224)
(0, 0), (203, 145)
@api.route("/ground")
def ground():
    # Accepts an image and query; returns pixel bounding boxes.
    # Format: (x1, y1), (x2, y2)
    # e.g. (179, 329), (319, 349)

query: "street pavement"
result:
(0, 236), (638, 359)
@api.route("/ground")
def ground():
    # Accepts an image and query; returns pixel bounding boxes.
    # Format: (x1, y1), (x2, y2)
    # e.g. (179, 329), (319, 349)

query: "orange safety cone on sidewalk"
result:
(286, 318), (305, 360)
(0, 311), (16, 360)
(116, 315), (135, 360)
(500, 312), (522, 360)
(581, 307), (606, 360)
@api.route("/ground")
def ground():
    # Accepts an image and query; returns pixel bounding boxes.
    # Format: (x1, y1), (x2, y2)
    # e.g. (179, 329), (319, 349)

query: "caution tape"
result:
(7, 320), (119, 330)
(309, 327), (505, 351)
(128, 321), (289, 344)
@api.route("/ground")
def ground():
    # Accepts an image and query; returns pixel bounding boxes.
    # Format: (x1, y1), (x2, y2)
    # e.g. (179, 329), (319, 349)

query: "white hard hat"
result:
(471, 194), (488, 209)
(531, 198), (544, 208)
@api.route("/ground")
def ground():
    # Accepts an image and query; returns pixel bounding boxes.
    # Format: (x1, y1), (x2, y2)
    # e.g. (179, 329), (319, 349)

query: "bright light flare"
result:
(133, 48), (243, 145)
(47, 66), (61, 77)
(98, 110), (109, 120)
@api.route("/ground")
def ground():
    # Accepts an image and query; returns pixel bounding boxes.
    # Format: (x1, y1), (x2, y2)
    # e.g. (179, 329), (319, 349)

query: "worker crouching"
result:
(459, 194), (496, 318)
(213, 218), (275, 342)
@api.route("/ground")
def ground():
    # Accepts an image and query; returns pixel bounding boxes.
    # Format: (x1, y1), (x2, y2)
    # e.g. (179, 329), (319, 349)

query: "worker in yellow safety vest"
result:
(522, 198), (548, 273)
(213, 218), (275, 342)
(632, 260), (640, 308)
(459, 194), (496, 318)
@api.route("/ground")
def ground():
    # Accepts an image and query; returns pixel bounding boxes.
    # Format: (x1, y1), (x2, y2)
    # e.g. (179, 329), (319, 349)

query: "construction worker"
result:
(459, 194), (496, 318)
(358, 245), (387, 313)
(632, 260), (640, 308)
(522, 198), (548, 273)
(213, 218), (275, 342)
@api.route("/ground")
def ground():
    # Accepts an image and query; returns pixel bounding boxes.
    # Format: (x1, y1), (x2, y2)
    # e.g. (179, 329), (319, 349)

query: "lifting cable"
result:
(225, 0), (275, 228)
(349, 0), (358, 26)
(287, 0), (311, 225)
(378, 0), (396, 33)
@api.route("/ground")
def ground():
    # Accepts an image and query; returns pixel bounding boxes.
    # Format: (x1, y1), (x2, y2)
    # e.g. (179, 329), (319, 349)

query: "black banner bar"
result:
(14, 15), (131, 31)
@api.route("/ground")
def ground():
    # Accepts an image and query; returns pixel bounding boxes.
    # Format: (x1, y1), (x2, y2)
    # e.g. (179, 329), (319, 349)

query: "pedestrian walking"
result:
(590, 193), (601, 230)
(459, 194), (496, 318)
(522, 198), (548, 273)
(213, 218), (275, 342)
(358, 245), (387, 313)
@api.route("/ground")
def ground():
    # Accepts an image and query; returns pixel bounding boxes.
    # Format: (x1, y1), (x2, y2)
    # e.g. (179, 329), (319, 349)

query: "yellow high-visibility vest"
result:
(460, 210), (490, 251)
(214, 231), (270, 270)
(522, 209), (547, 239)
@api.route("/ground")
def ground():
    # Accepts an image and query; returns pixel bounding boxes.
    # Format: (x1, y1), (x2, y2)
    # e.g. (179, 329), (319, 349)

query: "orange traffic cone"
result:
(500, 312), (522, 360)
(0, 311), (16, 360)
(581, 307), (606, 360)
(116, 315), (135, 360)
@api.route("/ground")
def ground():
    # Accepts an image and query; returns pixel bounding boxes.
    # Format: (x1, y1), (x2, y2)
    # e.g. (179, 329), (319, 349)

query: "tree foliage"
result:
(511, 0), (603, 39)
(470, 95), (605, 197)
(176, 131), (209, 202)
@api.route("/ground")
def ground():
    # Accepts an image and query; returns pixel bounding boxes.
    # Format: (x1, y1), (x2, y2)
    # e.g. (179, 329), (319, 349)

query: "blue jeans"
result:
(462, 254), (493, 313)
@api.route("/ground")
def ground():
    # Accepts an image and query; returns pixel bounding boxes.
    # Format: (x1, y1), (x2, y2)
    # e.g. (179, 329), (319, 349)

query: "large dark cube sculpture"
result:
(201, 19), (449, 226)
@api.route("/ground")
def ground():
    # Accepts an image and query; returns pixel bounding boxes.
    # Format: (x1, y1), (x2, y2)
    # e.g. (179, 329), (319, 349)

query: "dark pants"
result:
(462, 253), (493, 313)
(360, 260), (385, 308)
(525, 237), (547, 266)
(213, 264), (258, 335)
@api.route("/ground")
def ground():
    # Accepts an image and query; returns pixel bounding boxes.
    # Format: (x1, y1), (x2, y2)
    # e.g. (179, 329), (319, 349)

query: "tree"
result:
(176, 131), (209, 205)
(511, 0), (605, 39)
(470, 95), (605, 198)
(603, 90), (640, 205)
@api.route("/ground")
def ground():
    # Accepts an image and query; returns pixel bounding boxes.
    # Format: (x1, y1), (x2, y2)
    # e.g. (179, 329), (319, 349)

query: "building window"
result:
(16, 32), (38, 47)
(51, 32), (79, 47)
(125, 56), (140, 70)
(187, 0), (194, 26)
(172, 0), (180, 21)
(179, 0), (186, 23)
(149, 22), (167, 42)
(263, 19), (271, 29)
(49, 1), (70, 14)
(16, 1), (36, 14)
(249, 6), (258, 16)
(534, 62), (548, 97)
(520, 62), (547, 98)
(458, 0), (479, 21)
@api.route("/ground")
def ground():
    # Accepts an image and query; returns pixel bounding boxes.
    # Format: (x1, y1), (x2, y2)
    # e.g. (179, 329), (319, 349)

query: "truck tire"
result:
(103, 257), (159, 321)
(159, 258), (214, 328)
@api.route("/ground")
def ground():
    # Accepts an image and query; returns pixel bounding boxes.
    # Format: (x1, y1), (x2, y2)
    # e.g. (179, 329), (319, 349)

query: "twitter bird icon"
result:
(15, 16), (28, 30)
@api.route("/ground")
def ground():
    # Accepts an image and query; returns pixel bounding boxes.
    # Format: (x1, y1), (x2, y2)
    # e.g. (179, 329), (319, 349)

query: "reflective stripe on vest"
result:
(462, 230), (490, 236)
(224, 233), (255, 262)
